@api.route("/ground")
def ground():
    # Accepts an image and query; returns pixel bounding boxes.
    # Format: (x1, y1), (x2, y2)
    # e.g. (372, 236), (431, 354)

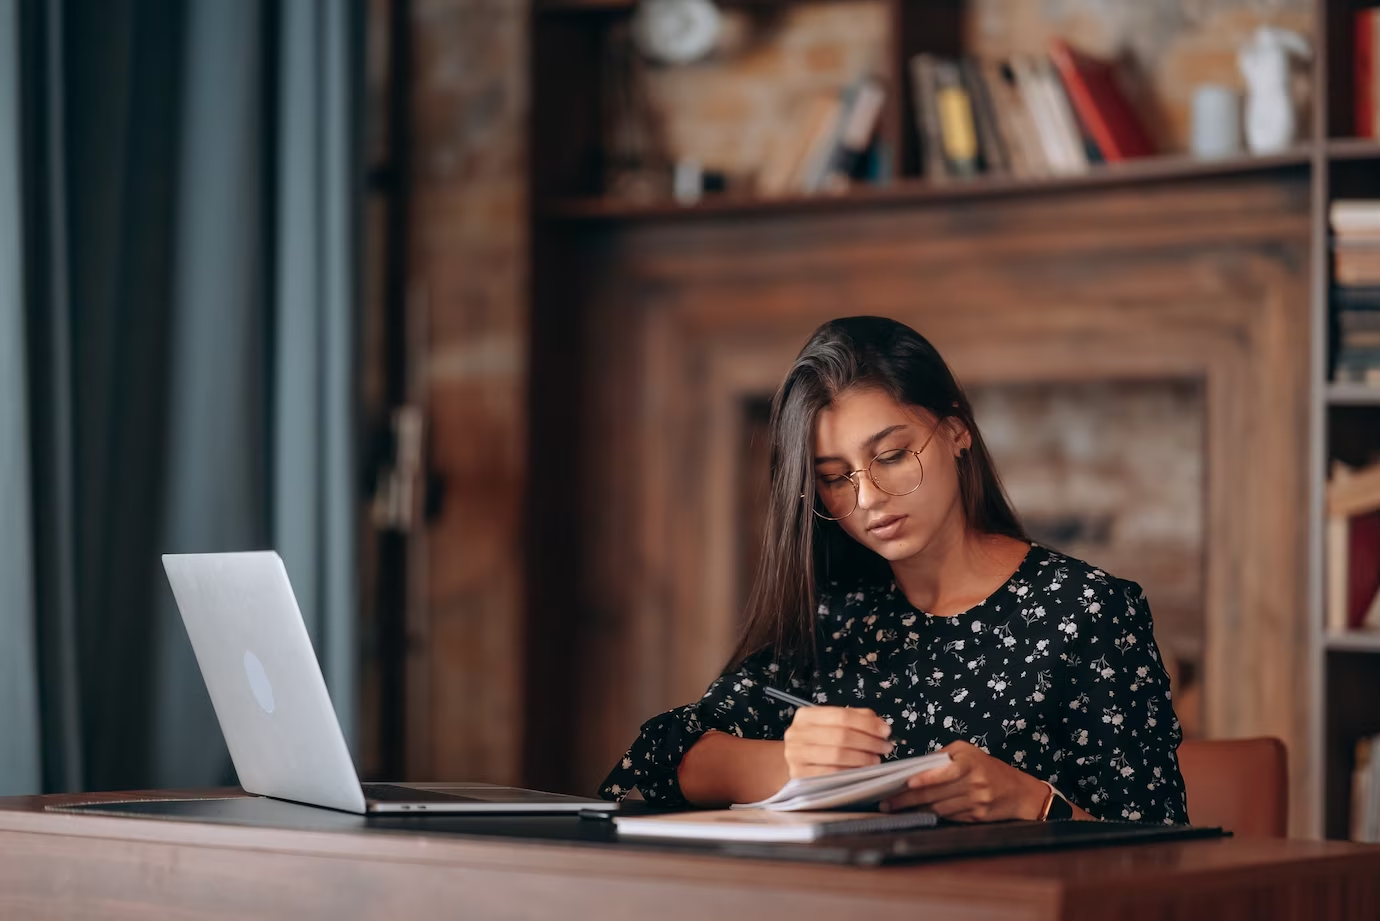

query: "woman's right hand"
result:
(782, 706), (894, 778)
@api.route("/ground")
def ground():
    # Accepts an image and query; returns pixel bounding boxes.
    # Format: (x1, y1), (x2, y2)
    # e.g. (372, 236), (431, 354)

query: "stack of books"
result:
(1327, 460), (1380, 634)
(1334, 286), (1380, 385)
(1332, 201), (1380, 384)
(910, 39), (1154, 183)
(755, 77), (888, 198)
(1353, 734), (1380, 842)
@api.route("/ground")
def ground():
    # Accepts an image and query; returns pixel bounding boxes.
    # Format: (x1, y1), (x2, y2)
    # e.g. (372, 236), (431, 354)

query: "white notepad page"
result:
(733, 751), (952, 812)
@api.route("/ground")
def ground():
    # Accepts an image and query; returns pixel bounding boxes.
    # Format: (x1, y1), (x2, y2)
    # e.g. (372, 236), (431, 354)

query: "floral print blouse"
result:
(599, 544), (1189, 825)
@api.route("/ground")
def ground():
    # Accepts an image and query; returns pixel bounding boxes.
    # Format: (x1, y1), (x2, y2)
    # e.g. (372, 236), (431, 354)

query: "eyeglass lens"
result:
(814, 449), (924, 521)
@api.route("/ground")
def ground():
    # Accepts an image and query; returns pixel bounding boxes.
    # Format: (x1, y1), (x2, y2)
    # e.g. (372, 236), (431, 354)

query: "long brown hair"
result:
(729, 316), (1026, 673)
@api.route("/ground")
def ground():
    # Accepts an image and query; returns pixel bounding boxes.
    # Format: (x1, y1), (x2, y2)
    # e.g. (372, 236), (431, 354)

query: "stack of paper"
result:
(734, 752), (952, 812)
(614, 808), (938, 843)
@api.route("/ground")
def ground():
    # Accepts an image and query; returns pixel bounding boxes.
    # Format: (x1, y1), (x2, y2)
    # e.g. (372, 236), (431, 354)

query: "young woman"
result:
(599, 317), (1188, 825)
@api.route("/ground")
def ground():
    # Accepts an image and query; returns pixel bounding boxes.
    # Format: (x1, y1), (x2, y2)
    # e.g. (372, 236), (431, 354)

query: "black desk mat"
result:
(51, 796), (1227, 867)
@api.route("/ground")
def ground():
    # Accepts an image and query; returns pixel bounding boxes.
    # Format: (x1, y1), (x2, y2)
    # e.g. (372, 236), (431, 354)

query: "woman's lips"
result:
(866, 514), (907, 540)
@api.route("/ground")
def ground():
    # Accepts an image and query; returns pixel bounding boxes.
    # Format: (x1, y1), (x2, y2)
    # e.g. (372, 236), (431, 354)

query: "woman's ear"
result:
(945, 418), (973, 456)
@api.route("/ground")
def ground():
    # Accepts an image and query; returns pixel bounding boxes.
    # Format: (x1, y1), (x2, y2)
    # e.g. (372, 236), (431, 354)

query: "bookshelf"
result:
(1316, 0), (1380, 843)
(529, 0), (1380, 837)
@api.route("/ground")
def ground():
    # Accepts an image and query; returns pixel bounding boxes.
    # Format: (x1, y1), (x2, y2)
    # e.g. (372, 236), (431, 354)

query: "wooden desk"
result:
(1, 790), (1377, 921)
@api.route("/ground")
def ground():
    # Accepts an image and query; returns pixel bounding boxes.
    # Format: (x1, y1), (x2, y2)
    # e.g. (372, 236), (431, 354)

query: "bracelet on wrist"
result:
(1037, 780), (1074, 821)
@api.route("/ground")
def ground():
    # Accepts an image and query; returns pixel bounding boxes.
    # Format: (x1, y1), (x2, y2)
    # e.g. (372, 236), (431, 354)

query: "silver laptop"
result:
(162, 550), (617, 816)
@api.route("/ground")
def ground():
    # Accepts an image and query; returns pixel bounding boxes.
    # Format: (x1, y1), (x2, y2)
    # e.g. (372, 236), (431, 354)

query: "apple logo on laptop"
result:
(243, 649), (276, 714)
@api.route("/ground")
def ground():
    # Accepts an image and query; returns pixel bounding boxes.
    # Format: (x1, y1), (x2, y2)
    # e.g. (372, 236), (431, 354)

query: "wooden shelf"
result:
(536, 0), (823, 12)
(542, 149), (1312, 222)
(1326, 631), (1380, 653)
(1327, 383), (1380, 405)
(536, 0), (633, 12)
(1327, 137), (1380, 160)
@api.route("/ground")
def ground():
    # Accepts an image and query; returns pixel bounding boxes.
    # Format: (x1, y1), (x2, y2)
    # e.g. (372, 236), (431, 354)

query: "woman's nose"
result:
(855, 473), (887, 510)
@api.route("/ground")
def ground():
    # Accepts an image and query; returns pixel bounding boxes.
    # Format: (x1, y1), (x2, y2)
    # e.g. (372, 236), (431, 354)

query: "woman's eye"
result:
(818, 475), (850, 489)
(875, 449), (909, 465)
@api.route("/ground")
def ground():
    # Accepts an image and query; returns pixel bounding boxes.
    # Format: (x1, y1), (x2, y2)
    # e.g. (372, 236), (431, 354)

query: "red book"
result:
(1358, 9), (1377, 139)
(1047, 39), (1155, 162)
(1350, 511), (1380, 628)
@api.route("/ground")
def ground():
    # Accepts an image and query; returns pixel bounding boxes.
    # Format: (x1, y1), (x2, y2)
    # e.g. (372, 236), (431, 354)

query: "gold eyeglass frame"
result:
(806, 417), (944, 522)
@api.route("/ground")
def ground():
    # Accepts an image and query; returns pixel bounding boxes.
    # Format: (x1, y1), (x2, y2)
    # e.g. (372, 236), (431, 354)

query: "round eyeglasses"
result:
(808, 421), (941, 521)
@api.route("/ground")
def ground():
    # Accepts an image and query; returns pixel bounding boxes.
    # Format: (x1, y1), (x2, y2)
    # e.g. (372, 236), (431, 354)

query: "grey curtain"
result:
(274, 0), (360, 750)
(0, 0), (42, 798)
(0, 0), (361, 794)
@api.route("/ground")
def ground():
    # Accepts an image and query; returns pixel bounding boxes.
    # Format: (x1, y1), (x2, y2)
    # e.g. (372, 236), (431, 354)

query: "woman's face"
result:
(812, 386), (970, 562)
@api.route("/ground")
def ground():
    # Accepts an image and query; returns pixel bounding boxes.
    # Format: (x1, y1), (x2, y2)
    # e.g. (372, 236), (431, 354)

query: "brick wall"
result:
(968, 379), (1207, 737)
(634, 2), (890, 183)
(616, 0), (1313, 180)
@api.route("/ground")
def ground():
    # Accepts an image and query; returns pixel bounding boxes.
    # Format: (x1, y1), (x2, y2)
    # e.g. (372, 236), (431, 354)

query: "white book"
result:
(732, 751), (951, 812)
(1010, 56), (1074, 176)
(1035, 58), (1089, 174)
(1370, 736), (1380, 843)
(614, 808), (938, 843)
(1331, 200), (1380, 234)
(1327, 513), (1351, 633)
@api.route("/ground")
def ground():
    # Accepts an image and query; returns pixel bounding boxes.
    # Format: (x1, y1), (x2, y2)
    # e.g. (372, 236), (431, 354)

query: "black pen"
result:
(763, 685), (815, 709)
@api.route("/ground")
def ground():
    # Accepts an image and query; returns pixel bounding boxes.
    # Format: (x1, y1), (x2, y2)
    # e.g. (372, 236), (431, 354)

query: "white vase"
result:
(1238, 27), (1311, 155)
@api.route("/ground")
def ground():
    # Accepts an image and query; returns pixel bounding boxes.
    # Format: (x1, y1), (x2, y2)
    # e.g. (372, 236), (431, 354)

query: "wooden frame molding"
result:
(544, 173), (1313, 831)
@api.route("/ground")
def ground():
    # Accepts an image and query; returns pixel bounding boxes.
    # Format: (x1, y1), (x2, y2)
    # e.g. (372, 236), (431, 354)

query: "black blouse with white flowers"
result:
(599, 544), (1189, 825)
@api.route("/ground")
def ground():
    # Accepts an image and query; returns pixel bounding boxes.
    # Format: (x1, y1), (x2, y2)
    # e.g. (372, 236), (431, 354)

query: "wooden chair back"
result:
(1177, 737), (1288, 837)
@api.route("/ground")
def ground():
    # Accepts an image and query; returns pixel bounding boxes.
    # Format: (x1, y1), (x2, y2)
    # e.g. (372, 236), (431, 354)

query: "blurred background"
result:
(1, 0), (1378, 841)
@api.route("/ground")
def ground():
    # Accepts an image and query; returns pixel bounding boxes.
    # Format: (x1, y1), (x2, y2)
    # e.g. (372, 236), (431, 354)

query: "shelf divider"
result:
(1327, 383), (1380, 405)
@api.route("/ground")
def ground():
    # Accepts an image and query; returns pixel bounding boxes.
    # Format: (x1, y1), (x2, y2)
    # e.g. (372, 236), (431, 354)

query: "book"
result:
(1335, 351), (1380, 384)
(1047, 39), (1155, 162)
(1036, 56), (1091, 174)
(983, 58), (1047, 178)
(934, 59), (980, 178)
(1348, 510), (1380, 629)
(794, 95), (847, 194)
(757, 95), (834, 198)
(1332, 200), (1380, 235)
(1326, 461), (1380, 631)
(1352, 735), (1380, 842)
(1340, 310), (1380, 347)
(1336, 286), (1380, 309)
(1010, 55), (1084, 176)
(1358, 9), (1380, 140)
(1334, 244), (1380, 287)
(961, 57), (1008, 175)
(1335, 288), (1380, 363)
(1367, 580), (1380, 631)
(1334, 284), (1380, 380)
(910, 55), (950, 183)
(734, 751), (952, 812)
(819, 78), (887, 194)
(614, 808), (939, 843)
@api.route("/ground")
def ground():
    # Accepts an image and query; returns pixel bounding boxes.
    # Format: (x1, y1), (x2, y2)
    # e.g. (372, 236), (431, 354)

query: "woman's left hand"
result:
(879, 740), (1050, 822)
